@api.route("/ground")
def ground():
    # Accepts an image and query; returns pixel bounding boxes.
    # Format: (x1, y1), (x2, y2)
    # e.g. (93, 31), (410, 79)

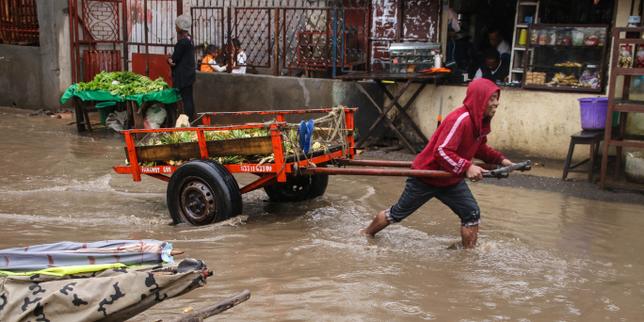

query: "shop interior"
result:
(445, 0), (616, 92)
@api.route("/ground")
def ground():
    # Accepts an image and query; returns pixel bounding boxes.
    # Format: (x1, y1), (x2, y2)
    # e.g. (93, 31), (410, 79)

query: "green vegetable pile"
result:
(140, 127), (328, 166)
(77, 71), (169, 96)
(146, 128), (271, 146)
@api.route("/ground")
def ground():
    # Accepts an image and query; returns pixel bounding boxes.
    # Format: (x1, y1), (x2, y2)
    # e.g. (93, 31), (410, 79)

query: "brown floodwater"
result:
(1, 107), (644, 321)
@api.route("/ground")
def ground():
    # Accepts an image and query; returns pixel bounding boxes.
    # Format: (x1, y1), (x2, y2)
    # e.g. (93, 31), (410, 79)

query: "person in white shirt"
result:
(488, 29), (510, 56)
(231, 38), (247, 74)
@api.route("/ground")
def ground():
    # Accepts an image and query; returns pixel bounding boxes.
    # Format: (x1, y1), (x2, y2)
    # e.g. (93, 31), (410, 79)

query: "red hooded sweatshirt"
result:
(411, 78), (506, 187)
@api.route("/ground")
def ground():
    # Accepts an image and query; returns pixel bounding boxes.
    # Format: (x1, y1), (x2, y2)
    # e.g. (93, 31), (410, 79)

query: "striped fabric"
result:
(0, 240), (172, 273)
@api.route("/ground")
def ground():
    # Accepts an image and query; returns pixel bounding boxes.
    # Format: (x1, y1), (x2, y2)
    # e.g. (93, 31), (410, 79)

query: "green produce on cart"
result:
(61, 71), (181, 106)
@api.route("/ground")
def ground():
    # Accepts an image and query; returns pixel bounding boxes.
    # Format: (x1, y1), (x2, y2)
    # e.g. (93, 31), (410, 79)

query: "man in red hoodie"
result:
(361, 78), (514, 248)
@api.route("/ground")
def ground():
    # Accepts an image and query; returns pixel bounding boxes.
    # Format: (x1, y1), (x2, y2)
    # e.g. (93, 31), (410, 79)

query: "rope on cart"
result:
(256, 107), (350, 174)
(131, 108), (351, 171)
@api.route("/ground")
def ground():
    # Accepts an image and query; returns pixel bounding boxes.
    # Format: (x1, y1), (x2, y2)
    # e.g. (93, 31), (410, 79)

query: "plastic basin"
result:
(578, 97), (608, 130)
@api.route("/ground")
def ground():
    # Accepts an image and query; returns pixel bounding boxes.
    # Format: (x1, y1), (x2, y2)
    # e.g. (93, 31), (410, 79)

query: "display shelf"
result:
(614, 67), (644, 75)
(613, 99), (644, 112)
(599, 27), (644, 190)
(522, 84), (601, 92)
(523, 24), (608, 93)
(531, 44), (605, 49)
(606, 139), (644, 148)
(615, 38), (644, 45)
(509, 1), (539, 83)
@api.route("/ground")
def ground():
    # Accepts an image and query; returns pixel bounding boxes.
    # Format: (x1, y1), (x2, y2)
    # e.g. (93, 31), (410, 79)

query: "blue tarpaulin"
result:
(0, 240), (173, 273)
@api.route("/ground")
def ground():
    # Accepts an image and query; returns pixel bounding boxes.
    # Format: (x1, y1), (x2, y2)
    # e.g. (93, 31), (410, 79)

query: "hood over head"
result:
(462, 78), (500, 136)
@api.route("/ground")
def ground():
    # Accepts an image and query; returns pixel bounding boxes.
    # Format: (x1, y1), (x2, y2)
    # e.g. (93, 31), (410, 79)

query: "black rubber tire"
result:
(307, 173), (329, 198)
(263, 173), (329, 202)
(167, 160), (240, 225)
(210, 162), (243, 217)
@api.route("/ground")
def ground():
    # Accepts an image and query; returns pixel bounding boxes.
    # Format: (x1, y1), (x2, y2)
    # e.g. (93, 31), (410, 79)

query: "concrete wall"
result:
(194, 72), (385, 138)
(37, 0), (72, 109)
(194, 72), (602, 160)
(391, 84), (594, 160)
(0, 0), (70, 109)
(0, 45), (43, 108)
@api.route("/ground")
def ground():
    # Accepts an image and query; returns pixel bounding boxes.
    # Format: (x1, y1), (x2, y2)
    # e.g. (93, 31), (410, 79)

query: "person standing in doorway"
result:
(231, 38), (247, 74)
(360, 78), (514, 249)
(487, 28), (511, 57)
(168, 14), (196, 121)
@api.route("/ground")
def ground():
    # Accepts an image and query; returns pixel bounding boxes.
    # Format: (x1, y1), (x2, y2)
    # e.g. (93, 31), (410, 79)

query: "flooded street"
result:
(2, 107), (644, 321)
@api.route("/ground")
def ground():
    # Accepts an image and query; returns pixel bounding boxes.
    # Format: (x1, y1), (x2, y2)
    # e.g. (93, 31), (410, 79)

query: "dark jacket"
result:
(478, 54), (510, 82)
(171, 36), (196, 89)
(411, 78), (506, 187)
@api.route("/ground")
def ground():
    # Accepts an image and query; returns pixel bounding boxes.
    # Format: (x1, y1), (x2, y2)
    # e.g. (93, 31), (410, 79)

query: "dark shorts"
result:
(385, 177), (480, 227)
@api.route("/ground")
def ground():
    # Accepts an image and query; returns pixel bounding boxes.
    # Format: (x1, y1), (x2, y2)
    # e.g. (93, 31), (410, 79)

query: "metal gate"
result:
(0, 0), (39, 45)
(69, 0), (369, 82)
(69, 0), (126, 83)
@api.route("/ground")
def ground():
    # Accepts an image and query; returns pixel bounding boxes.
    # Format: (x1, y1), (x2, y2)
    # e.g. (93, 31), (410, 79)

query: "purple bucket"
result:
(578, 97), (608, 130)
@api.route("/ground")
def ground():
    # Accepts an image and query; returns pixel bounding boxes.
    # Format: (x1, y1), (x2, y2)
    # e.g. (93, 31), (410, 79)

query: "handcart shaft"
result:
(302, 167), (453, 178)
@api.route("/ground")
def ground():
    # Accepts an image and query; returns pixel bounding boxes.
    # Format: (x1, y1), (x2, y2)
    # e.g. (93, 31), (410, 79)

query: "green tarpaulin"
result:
(60, 84), (181, 106)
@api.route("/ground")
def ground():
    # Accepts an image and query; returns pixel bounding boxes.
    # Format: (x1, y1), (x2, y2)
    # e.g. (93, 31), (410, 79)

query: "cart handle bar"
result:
(483, 160), (532, 179)
(335, 159), (509, 170)
(302, 160), (532, 179)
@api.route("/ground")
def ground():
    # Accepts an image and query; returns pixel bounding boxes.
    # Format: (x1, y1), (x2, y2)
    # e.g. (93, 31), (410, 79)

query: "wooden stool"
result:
(562, 130), (604, 182)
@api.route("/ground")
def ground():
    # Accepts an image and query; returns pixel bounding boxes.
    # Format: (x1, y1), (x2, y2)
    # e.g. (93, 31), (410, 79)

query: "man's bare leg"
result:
(460, 225), (479, 249)
(360, 210), (390, 237)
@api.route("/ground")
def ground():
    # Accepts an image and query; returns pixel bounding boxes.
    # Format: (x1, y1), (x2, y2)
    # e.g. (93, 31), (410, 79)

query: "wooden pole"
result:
(174, 289), (251, 322)
(273, 8), (280, 76)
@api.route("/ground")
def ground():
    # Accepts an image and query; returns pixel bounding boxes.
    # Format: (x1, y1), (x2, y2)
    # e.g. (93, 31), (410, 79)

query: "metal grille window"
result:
(0, 0), (39, 46)
(69, 0), (370, 81)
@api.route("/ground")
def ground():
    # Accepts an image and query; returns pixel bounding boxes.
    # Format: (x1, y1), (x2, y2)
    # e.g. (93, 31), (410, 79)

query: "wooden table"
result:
(72, 99), (183, 132)
(337, 72), (446, 153)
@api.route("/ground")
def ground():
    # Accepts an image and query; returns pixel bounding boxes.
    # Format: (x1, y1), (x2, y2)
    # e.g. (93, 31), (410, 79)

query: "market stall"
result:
(338, 41), (447, 153)
(337, 72), (446, 153)
(523, 24), (609, 93)
(60, 72), (183, 132)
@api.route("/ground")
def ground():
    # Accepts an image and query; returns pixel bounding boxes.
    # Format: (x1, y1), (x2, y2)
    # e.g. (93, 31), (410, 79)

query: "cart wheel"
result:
(167, 160), (241, 225)
(264, 173), (329, 202)
(214, 162), (243, 217)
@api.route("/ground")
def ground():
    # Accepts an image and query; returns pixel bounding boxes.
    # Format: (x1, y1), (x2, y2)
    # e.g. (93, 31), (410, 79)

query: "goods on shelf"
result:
(579, 66), (601, 89)
(525, 71), (546, 85)
(618, 44), (634, 68)
(547, 72), (580, 86)
(635, 46), (644, 68)
(525, 24), (607, 92)
(554, 61), (583, 68)
(386, 42), (440, 73)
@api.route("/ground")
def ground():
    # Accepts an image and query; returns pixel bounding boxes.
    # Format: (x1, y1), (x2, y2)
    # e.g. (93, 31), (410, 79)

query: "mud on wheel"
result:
(264, 173), (329, 202)
(167, 160), (242, 225)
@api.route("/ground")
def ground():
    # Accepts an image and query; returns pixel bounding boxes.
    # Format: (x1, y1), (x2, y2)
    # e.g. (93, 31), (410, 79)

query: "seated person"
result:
(473, 48), (509, 83)
(199, 45), (226, 72)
